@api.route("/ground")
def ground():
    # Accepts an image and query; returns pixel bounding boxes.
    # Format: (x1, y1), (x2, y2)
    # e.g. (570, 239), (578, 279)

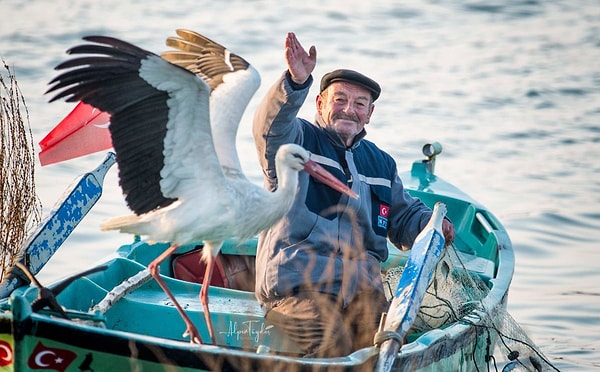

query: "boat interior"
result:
(10, 185), (507, 354)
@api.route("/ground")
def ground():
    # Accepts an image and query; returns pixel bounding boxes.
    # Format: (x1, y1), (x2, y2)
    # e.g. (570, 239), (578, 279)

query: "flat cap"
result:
(320, 69), (381, 101)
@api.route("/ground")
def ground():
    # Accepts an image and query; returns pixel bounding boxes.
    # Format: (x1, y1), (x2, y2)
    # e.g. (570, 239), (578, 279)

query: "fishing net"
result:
(0, 59), (41, 281)
(382, 244), (560, 371)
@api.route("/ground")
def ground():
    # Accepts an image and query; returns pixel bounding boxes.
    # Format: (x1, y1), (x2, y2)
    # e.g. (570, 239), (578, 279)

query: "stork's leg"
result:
(200, 254), (216, 345)
(148, 243), (204, 344)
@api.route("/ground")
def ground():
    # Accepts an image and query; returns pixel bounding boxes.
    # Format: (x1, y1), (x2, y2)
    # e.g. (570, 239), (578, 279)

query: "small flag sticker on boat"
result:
(27, 342), (77, 372)
(0, 340), (12, 367)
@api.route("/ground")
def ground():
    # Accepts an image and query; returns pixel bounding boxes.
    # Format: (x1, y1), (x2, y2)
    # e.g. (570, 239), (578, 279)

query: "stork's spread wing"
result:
(46, 36), (225, 215)
(161, 29), (261, 176)
(161, 30), (242, 91)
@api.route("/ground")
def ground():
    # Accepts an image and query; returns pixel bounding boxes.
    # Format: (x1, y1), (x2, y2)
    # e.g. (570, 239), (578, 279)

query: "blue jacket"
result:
(253, 72), (432, 309)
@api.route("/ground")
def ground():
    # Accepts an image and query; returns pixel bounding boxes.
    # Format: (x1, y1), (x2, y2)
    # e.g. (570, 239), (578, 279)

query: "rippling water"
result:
(1, 1), (598, 370)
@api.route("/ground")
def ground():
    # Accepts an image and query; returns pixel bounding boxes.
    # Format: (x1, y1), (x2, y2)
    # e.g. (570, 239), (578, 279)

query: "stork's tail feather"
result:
(101, 215), (145, 233)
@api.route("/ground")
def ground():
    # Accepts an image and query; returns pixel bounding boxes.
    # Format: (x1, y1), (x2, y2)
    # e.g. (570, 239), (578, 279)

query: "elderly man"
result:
(252, 32), (455, 358)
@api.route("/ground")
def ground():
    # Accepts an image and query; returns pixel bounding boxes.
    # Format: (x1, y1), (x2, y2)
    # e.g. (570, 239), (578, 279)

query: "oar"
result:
(0, 152), (116, 298)
(374, 202), (447, 372)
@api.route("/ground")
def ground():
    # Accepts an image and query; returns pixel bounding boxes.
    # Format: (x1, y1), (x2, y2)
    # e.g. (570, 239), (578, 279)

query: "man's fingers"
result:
(308, 45), (317, 61)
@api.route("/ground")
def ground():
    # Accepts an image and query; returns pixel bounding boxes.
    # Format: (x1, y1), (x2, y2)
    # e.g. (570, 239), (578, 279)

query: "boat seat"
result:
(171, 247), (256, 292)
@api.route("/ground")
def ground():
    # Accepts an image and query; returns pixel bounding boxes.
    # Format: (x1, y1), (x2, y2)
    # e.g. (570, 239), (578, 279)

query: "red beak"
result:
(303, 160), (359, 199)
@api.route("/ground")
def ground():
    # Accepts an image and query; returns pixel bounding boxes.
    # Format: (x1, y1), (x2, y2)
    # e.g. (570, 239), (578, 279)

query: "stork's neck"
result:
(271, 157), (300, 217)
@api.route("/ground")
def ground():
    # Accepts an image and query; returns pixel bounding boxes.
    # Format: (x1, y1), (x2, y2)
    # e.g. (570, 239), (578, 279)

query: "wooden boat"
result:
(0, 143), (514, 371)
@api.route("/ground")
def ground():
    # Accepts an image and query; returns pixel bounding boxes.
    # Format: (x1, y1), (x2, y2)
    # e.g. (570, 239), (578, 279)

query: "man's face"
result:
(316, 81), (375, 146)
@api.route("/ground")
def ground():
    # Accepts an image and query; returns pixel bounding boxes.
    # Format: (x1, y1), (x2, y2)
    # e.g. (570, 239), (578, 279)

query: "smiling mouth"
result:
(333, 114), (359, 123)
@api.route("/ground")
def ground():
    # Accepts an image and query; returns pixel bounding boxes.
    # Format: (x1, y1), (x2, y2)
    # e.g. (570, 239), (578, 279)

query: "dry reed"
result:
(0, 59), (41, 281)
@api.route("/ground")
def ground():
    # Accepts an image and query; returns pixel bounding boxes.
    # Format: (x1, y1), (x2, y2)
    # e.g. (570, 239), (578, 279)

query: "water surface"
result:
(1, 1), (598, 369)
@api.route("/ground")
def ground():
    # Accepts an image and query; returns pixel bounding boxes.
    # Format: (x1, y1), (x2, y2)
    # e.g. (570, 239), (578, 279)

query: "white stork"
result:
(46, 31), (358, 345)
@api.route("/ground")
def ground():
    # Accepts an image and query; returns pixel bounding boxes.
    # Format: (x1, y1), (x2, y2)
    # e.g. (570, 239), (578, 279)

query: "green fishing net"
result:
(382, 245), (559, 371)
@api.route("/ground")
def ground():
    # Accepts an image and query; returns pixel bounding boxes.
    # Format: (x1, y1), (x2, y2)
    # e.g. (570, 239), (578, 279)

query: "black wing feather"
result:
(47, 36), (178, 214)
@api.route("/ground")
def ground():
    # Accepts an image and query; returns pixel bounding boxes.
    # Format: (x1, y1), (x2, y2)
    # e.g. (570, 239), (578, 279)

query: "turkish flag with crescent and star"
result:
(27, 341), (77, 372)
(0, 340), (13, 367)
(379, 204), (389, 218)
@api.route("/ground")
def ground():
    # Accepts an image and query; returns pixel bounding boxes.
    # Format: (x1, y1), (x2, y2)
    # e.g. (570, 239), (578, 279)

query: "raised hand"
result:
(284, 32), (317, 85)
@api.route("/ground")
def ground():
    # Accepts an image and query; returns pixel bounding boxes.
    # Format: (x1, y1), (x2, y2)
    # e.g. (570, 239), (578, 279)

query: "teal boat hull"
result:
(0, 148), (514, 371)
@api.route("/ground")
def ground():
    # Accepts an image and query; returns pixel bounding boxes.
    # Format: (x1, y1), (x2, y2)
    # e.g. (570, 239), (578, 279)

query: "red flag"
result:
(39, 102), (112, 166)
(0, 340), (13, 367)
(27, 341), (77, 372)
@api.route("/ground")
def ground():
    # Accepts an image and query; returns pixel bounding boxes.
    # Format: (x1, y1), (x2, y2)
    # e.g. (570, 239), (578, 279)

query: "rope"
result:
(90, 269), (152, 315)
(373, 330), (403, 346)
